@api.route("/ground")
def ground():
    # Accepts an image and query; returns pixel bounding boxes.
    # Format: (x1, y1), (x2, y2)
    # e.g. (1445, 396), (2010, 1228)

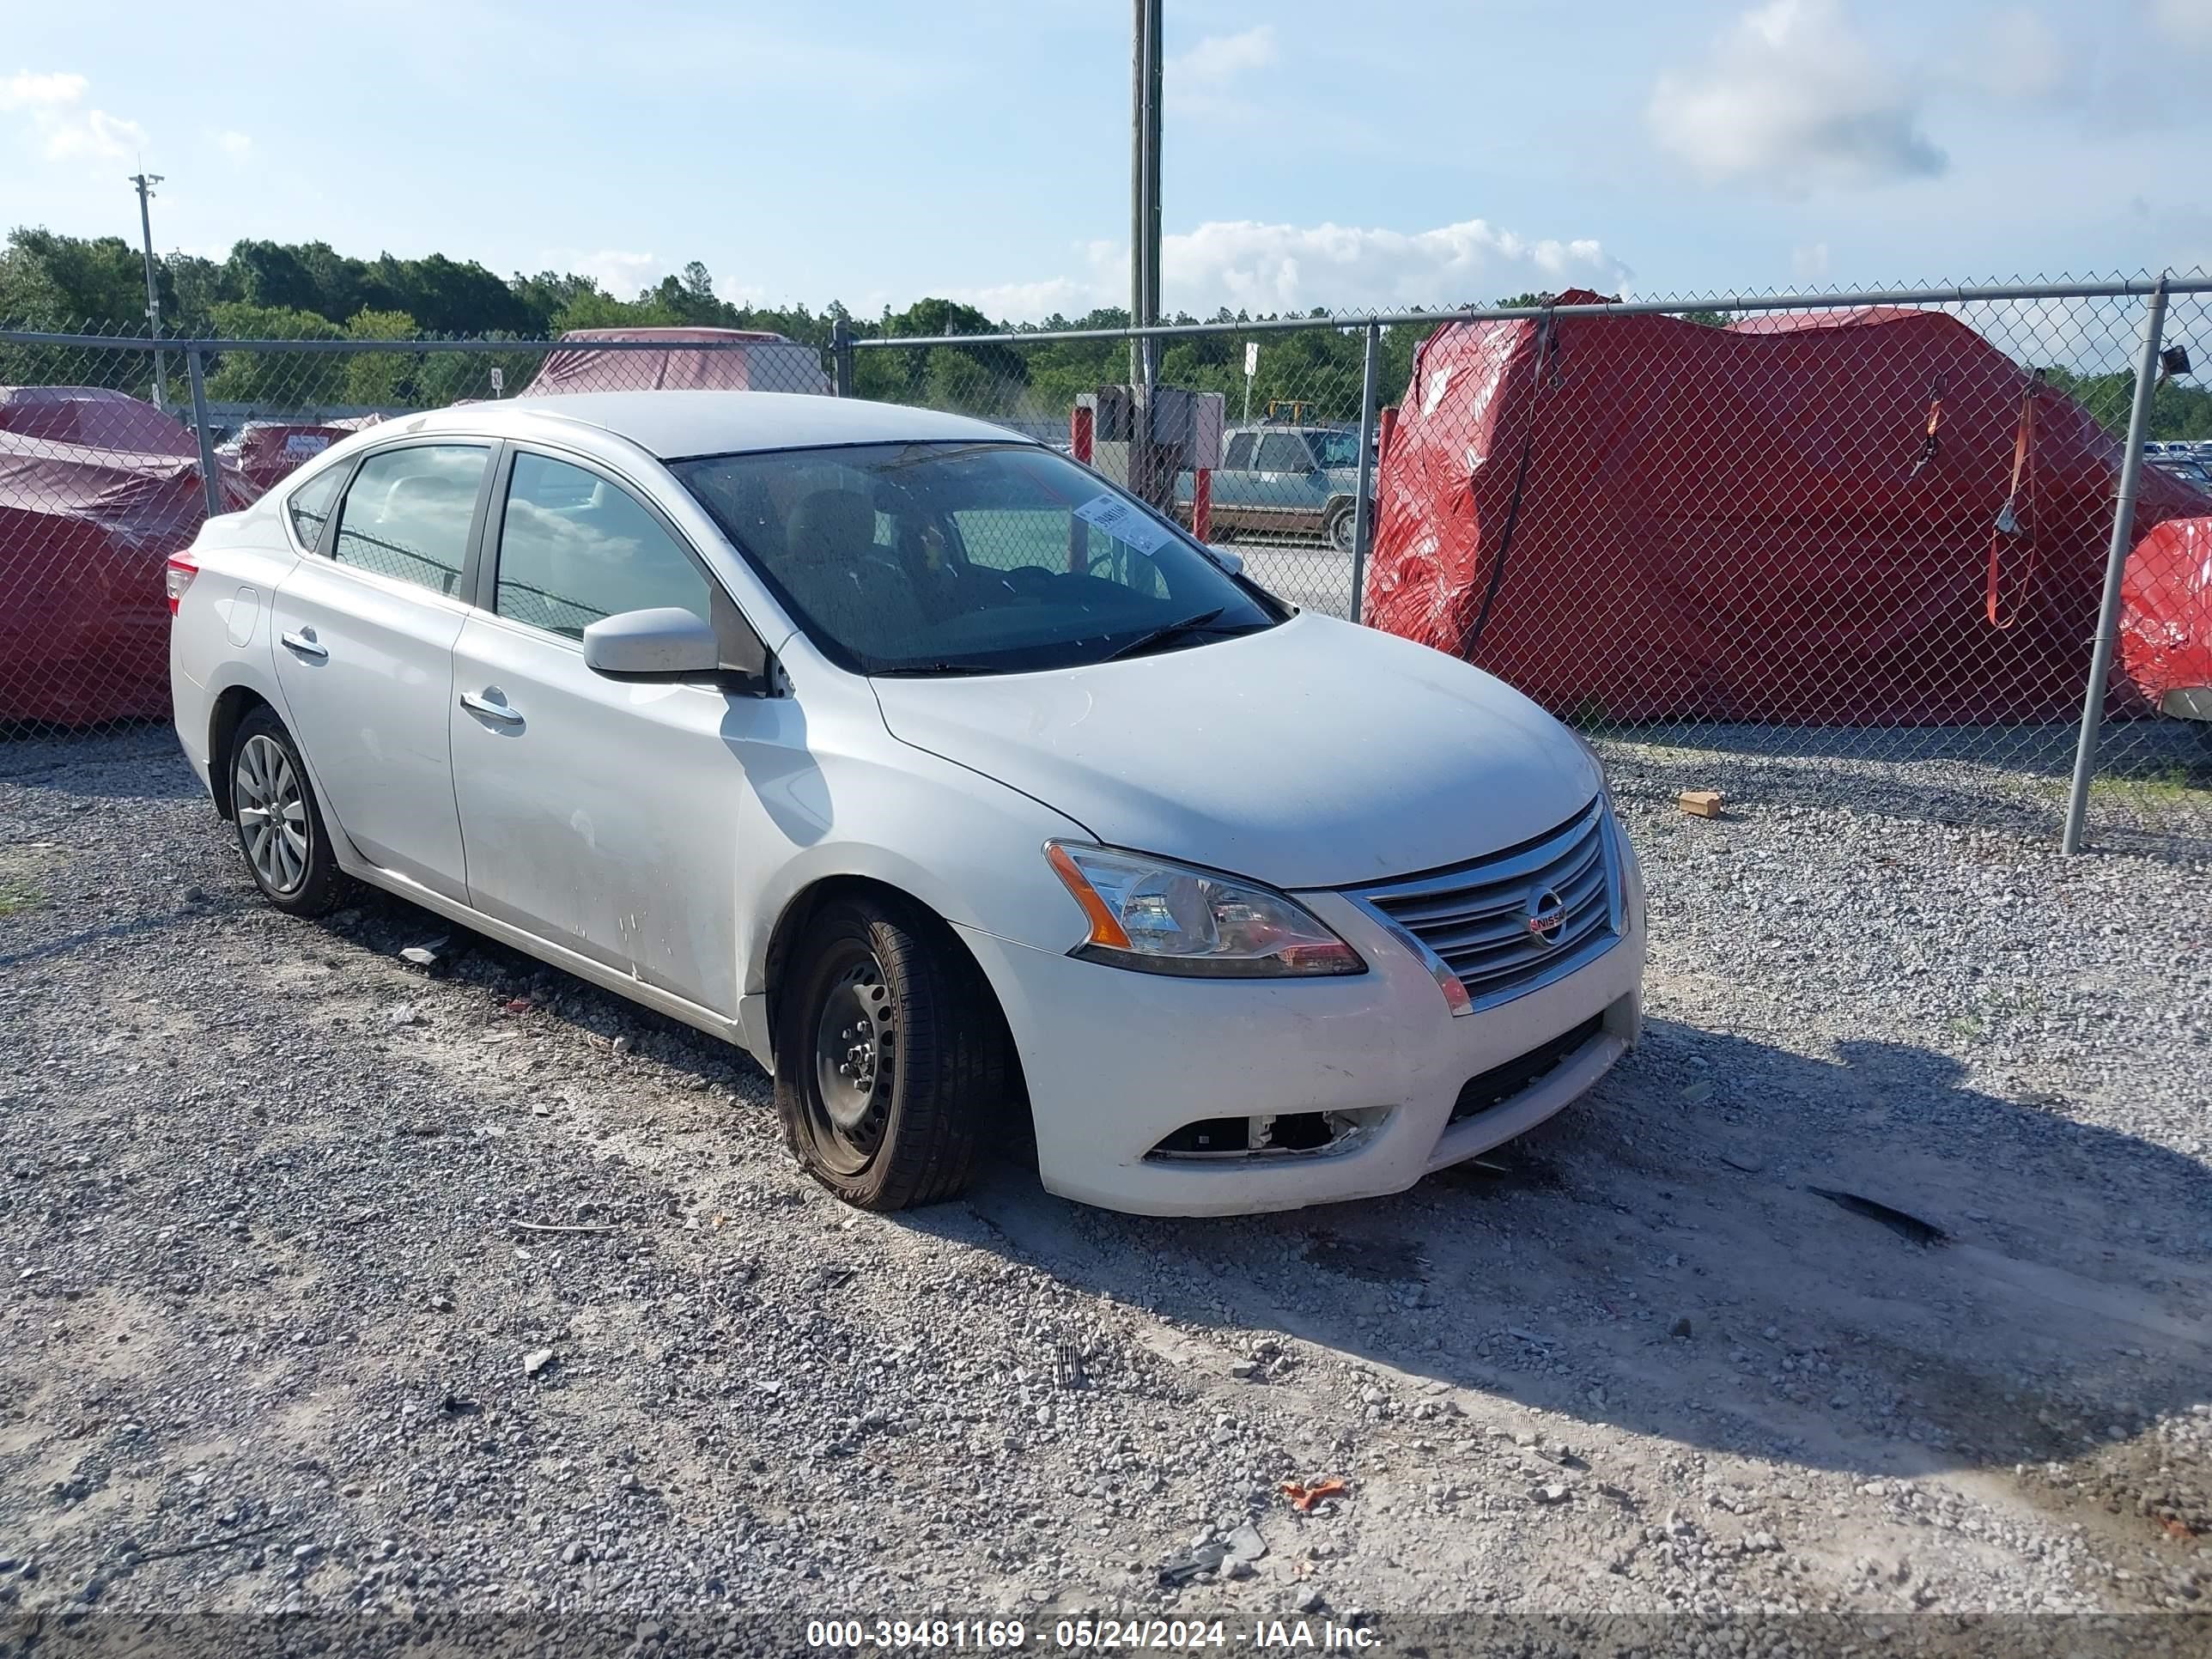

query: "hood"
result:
(869, 612), (1601, 890)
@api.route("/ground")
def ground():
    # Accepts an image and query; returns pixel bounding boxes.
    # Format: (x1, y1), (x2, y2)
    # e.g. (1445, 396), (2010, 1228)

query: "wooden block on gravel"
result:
(1678, 788), (1725, 818)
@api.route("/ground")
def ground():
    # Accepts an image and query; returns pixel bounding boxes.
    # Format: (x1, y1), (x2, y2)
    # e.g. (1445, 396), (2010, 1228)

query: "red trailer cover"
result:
(1, 386), (258, 726)
(1366, 295), (2211, 725)
(525, 327), (831, 396)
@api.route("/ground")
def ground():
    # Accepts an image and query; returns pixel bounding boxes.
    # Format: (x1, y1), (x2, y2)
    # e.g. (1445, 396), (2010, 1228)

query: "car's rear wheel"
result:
(229, 708), (348, 917)
(1325, 501), (1357, 555)
(775, 893), (1005, 1211)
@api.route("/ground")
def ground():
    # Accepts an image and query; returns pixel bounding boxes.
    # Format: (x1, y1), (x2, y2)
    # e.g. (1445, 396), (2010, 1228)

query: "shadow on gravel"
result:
(941, 1018), (2212, 1484)
(0, 722), (205, 801)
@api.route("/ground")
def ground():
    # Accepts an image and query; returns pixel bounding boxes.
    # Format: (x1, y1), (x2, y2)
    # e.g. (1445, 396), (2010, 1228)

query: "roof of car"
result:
(403, 391), (1024, 460)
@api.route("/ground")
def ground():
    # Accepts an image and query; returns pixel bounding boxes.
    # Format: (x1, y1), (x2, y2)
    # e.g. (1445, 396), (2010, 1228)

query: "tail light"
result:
(164, 550), (199, 617)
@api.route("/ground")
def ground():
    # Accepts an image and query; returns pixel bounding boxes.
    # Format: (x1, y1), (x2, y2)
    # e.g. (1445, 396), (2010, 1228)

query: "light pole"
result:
(128, 172), (169, 410)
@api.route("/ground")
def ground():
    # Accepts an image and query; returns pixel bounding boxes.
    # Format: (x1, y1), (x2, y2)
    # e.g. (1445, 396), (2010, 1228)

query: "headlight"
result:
(1044, 842), (1364, 978)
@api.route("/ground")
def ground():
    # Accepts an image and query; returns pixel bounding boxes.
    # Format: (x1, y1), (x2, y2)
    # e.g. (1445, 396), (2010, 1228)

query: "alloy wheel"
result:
(234, 733), (311, 894)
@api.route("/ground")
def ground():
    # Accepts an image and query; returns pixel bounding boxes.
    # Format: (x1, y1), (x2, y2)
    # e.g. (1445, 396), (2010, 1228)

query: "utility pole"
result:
(1129, 0), (1164, 498)
(128, 172), (169, 411)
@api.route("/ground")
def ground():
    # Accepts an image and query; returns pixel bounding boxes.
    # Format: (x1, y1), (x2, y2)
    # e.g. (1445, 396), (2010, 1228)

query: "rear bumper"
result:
(956, 855), (1644, 1216)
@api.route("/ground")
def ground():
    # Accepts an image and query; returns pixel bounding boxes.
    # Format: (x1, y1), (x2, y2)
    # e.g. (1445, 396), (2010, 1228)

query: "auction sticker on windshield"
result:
(1073, 493), (1171, 556)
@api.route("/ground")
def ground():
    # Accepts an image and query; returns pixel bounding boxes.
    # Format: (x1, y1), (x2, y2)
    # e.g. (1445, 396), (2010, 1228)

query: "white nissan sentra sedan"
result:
(167, 392), (1644, 1216)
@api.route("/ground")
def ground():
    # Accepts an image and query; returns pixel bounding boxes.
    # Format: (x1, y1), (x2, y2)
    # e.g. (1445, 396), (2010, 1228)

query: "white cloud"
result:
(1167, 25), (1277, 120)
(1649, 0), (1945, 191)
(1164, 218), (1629, 315)
(2149, 0), (2212, 48)
(1971, 8), (2068, 99)
(542, 249), (666, 296)
(0, 70), (88, 108)
(1791, 240), (1832, 280)
(0, 70), (148, 164)
(949, 219), (1630, 323)
(38, 106), (145, 161)
(214, 129), (252, 162)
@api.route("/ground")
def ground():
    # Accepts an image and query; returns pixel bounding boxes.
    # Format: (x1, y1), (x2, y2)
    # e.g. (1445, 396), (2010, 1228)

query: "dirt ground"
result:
(1, 728), (2208, 1654)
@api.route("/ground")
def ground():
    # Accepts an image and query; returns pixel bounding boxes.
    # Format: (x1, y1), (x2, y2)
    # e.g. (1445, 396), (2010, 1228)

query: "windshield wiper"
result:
(1102, 607), (1241, 662)
(870, 661), (1005, 678)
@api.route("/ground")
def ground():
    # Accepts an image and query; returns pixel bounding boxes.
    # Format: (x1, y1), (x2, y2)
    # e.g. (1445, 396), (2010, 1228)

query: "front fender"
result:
(734, 734), (1094, 1006)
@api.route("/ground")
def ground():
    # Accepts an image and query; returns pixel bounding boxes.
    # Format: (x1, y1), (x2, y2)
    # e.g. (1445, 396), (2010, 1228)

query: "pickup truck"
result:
(1174, 422), (1369, 551)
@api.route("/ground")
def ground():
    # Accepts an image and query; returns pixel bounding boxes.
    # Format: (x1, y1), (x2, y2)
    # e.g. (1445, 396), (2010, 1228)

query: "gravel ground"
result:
(1, 726), (2208, 1652)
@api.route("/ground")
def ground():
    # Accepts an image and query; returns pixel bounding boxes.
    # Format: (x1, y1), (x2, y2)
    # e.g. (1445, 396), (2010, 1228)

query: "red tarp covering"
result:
(2122, 516), (2212, 715)
(1, 386), (258, 726)
(1366, 294), (2212, 725)
(524, 327), (831, 397)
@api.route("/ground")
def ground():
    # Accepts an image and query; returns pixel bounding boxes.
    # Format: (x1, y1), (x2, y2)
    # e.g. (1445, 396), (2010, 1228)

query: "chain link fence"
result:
(843, 280), (2212, 858)
(4, 278), (2210, 856)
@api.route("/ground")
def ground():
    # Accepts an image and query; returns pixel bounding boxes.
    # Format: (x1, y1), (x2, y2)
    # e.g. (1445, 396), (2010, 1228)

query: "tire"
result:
(1324, 501), (1356, 555)
(228, 707), (349, 918)
(774, 893), (1006, 1211)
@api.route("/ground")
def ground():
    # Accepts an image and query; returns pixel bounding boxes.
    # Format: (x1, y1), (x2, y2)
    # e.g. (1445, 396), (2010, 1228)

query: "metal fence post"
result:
(2060, 278), (2169, 855)
(1348, 319), (1382, 624)
(185, 347), (223, 520)
(830, 317), (854, 398)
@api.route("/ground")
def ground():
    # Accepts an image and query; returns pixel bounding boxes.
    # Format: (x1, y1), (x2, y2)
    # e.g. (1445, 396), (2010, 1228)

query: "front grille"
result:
(1350, 799), (1620, 1012)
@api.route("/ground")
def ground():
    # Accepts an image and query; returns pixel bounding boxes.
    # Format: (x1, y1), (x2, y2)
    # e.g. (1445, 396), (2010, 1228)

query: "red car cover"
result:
(2122, 515), (2212, 719)
(524, 327), (831, 396)
(1, 386), (258, 726)
(1366, 295), (2211, 725)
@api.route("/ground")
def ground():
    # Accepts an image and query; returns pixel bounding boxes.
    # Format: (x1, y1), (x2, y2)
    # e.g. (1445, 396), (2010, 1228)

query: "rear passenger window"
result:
(494, 453), (711, 640)
(1255, 433), (1310, 471)
(1224, 433), (1255, 470)
(286, 465), (345, 550)
(330, 446), (489, 595)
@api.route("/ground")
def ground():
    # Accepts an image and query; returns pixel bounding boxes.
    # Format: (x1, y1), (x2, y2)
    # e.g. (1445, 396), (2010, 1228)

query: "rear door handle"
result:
(279, 629), (328, 661)
(459, 690), (524, 725)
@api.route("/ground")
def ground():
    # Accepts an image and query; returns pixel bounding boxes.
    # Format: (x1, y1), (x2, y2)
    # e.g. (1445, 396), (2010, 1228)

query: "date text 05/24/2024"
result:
(805, 1620), (1382, 1650)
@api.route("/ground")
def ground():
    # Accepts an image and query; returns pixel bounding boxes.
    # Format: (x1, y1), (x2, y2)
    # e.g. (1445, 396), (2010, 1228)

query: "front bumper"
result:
(957, 841), (1645, 1216)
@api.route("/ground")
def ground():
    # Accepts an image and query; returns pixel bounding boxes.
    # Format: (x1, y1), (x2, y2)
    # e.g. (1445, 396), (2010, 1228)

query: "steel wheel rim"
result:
(809, 945), (896, 1174)
(234, 733), (310, 894)
(1329, 512), (1355, 554)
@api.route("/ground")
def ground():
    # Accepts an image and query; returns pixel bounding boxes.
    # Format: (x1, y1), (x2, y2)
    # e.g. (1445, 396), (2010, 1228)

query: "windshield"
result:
(672, 441), (1283, 676)
(1307, 429), (1361, 469)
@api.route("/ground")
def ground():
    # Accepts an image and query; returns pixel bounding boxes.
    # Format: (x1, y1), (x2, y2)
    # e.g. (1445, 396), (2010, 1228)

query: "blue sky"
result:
(4, 0), (2211, 319)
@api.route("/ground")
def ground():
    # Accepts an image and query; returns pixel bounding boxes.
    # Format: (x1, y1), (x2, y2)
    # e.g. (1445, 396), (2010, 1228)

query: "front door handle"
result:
(279, 629), (328, 661)
(459, 690), (524, 726)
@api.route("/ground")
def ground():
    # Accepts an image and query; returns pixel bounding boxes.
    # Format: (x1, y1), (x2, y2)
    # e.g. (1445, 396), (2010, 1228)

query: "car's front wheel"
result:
(228, 707), (348, 917)
(775, 893), (1006, 1211)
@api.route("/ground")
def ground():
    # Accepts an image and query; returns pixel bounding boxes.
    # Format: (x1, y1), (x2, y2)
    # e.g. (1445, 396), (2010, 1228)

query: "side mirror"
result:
(582, 608), (722, 680)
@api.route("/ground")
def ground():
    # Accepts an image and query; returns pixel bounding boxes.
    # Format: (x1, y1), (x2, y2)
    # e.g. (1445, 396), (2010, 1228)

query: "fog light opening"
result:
(1147, 1107), (1388, 1162)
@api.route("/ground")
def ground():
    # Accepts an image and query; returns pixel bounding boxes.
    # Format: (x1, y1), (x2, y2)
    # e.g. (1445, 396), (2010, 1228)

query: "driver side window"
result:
(493, 453), (712, 641)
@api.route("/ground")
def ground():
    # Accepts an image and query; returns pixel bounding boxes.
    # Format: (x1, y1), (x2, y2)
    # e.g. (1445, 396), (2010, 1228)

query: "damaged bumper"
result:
(953, 868), (1645, 1218)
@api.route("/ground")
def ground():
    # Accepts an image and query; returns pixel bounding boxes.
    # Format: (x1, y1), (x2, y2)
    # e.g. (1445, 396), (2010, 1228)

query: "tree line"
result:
(0, 227), (1480, 421)
(3, 227), (2207, 441)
